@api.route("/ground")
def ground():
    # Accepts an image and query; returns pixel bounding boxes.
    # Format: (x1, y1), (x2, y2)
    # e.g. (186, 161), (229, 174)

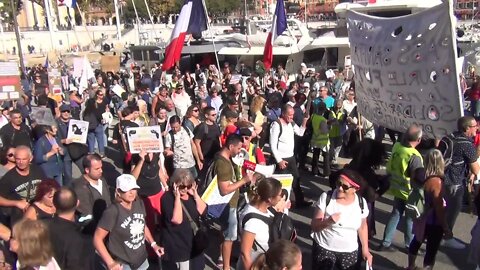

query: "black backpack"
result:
(438, 133), (471, 168)
(241, 207), (297, 252)
(325, 190), (364, 214)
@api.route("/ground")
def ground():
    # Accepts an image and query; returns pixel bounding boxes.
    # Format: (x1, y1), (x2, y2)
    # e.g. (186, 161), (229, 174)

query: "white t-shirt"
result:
(312, 190), (369, 253)
(239, 204), (274, 257)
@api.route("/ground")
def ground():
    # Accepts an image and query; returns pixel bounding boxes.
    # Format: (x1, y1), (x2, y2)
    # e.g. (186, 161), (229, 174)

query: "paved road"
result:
(76, 141), (478, 270)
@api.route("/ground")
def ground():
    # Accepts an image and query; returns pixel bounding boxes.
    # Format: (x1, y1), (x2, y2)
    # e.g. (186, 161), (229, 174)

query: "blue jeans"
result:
(87, 124), (105, 155)
(120, 259), (148, 270)
(382, 197), (413, 247)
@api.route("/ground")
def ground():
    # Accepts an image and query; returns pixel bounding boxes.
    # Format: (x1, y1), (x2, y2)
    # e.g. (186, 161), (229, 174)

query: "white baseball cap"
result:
(303, 82), (310, 88)
(116, 174), (140, 192)
(300, 63), (307, 67)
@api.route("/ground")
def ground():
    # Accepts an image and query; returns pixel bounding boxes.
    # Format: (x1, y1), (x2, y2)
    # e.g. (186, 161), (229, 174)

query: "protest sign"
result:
(73, 57), (84, 78)
(67, 119), (89, 144)
(0, 62), (21, 101)
(111, 84), (126, 97)
(201, 175), (235, 218)
(100, 55), (121, 72)
(126, 126), (163, 154)
(31, 107), (56, 126)
(347, 1), (462, 138)
(48, 68), (62, 95)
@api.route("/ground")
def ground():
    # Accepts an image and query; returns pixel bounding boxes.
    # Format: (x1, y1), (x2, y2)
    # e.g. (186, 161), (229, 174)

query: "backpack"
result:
(438, 133), (471, 168)
(405, 183), (425, 219)
(241, 207), (297, 252)
(325, 190), (364, 214)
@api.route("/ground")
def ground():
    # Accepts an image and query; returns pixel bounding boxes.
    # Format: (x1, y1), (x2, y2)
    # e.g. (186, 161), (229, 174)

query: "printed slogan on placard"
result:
(347, 2), (462, 139)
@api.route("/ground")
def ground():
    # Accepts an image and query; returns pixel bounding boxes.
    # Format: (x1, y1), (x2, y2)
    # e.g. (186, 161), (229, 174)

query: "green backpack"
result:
(405, 184), (425, 219)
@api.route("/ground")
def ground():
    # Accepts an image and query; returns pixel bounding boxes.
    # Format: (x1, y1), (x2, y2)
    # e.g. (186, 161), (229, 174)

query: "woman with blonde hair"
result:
(250, 240), (302, 270)
(136, 99), (150, 127)
(10, 219), (60, 270)
(407, 149), (451, 270)
(249, 95), (266, 125)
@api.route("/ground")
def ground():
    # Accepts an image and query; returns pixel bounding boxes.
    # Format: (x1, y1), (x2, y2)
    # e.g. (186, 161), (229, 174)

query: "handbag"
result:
(67, 143), (88, 161)
(181, 201), (209, 255)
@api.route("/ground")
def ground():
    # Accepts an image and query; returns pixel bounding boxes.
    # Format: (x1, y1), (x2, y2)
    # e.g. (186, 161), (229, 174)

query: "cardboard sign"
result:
(31, 107), (56, 126)
(67, 119), (89, 144)
(126, 126), (163, 154)
(346, 1), (462, 139)
(100, 55), (120, 72)
(0, 62), (21, 101)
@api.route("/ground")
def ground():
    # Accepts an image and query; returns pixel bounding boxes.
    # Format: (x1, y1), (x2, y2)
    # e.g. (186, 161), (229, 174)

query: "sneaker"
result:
(377, 243), (398, 252)
(442, 238), (466, 249)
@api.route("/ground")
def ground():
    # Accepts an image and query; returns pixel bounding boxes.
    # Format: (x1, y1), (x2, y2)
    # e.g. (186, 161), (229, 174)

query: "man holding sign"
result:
(56, 104), (88, 186)
(214, 134), (257, 270)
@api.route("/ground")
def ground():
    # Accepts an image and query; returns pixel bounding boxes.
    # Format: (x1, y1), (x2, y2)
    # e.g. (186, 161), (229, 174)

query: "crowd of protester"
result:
(0, 58), (479, 270)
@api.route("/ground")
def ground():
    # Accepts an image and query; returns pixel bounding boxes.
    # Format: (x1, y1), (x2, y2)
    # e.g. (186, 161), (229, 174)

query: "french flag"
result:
(162, 0), (208, 71)
(57, 0), (76, 8)
(263, 0), (287, 70)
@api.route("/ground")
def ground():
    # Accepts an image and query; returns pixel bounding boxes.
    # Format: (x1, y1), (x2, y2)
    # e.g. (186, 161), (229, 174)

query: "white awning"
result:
(218, 46), (298, 56)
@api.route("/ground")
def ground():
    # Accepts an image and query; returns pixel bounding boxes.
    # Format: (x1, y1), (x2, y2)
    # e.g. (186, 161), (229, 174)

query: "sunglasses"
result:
(210, 114), (217, 117)
(178, 184), (192, 190)
(337, 181), (355, 191)
(193, 109), (199, 112)
(7, 153), (14, 157)
(242, 136), (250, 141)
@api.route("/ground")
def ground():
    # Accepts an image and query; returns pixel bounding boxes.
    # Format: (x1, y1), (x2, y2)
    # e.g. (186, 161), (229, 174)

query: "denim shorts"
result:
(219, 206), (238, 241)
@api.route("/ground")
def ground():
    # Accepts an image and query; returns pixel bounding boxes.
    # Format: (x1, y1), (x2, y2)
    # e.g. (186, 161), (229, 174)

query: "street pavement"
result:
(75, 140), (478, 270)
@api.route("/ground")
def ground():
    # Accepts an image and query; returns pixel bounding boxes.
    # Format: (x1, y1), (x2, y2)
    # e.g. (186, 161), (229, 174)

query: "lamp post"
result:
(10, 0), (26, 74)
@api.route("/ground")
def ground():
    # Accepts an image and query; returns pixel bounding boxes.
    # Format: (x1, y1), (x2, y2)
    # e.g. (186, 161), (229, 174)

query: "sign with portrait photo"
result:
(67, 119), (89, 144)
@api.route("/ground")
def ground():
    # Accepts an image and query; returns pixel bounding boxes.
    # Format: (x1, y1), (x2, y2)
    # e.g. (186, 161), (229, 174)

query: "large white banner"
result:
(126, 126), (163, 154)
(347, 2), (462, 139)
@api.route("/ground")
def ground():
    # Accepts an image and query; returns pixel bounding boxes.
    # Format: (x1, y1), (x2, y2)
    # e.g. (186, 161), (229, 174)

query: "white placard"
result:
(9, 92), (20, 99)
(112, 84), (125, 97)
(67, 119), (89, 144)
(201, 175), (235, 218)
(126, 126), (163, 154)
(0, 93), (8, 100)
(346, 1), (462, 139)
(3, 85), (14, 92)
(31, 107), (55, 126)
(0, 62), (19, 76)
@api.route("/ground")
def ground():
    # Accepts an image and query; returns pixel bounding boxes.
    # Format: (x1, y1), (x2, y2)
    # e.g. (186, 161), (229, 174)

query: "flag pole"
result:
(67, 8), (82, 51)
(131, 0), (141, 44)
(202, 0), (222, 80)
(76, 3), (96, 50)
(114, 0), (122, 40)
(143, 0), (159, 41)
(43, 0), (56, 50)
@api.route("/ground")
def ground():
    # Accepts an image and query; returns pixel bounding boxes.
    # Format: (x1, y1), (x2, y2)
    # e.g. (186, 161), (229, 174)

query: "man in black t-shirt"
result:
(48, 187), (95, 270)
(194, 106), (221, 181)
(0, 146), (45, 225)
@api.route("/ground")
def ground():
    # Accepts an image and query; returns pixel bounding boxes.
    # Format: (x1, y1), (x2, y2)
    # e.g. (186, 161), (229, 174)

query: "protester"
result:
(33, 125), (64, 185)
(438, 116), (480, 249)
(0, 146), (45, 225)
(250, 240), (302, 270)
(215, 134), (257, 270)
(160, 169), (207, 269)
(0, 109), (33, 149)
(270, 104), (310, 208)
(83, 90), (108, 158)
(71, 153), (111, 233)
(311, 169), (373, 269)
(238, 177), (286, 270)
(407, 150), (451, 270)
(0, 147), (16, 177)
(379, 124), (424, 251)
(24, 179), (60, 220)
(94, 174), (163, 270)
(48, 187), (96, 270)
(10, 219), (61, 269)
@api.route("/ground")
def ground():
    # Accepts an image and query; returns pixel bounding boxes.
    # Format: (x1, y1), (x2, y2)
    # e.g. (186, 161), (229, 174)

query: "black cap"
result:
(59, 104), (71, 112)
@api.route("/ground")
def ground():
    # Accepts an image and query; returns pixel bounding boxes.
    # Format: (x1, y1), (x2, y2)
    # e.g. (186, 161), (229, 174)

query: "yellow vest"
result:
(386, 142), (423, 200)
(329, 110), (343, 138)
(311, 114), (329, 148)
(247, 143), (257, 163)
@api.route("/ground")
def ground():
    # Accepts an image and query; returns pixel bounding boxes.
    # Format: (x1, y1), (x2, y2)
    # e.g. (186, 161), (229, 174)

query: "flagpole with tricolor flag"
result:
(162, 0), (208, 71)
(262, 0), (287, 70)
